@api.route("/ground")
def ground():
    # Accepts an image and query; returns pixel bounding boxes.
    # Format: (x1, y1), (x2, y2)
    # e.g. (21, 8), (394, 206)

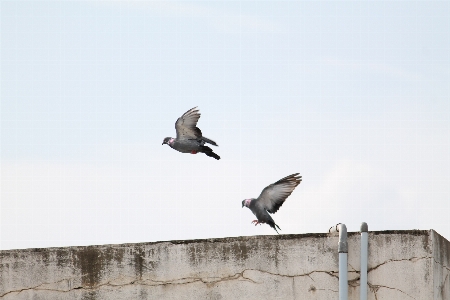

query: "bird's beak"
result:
(162, 142), (164, 145)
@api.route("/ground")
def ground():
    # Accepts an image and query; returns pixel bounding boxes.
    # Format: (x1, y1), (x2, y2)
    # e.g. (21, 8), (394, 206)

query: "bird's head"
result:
(242, 199), (252, 208)
(162, 137), (172, 145)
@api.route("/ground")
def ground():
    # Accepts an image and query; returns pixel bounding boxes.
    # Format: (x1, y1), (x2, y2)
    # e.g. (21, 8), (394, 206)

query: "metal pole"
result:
(329, 223), (348, 300)
(360, 222), (368, 300)
(338, 224), (348, 300)
(339, 252), (348, 300)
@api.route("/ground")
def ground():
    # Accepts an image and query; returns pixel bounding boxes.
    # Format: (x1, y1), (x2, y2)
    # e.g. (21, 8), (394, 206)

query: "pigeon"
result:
(162, 107), (220, 160)
(242, 173), (302, 234)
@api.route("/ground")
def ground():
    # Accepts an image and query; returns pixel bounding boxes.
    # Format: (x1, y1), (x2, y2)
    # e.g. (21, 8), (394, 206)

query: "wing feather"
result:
(175, 107), (202, 140)
(256, 173), (302, 214)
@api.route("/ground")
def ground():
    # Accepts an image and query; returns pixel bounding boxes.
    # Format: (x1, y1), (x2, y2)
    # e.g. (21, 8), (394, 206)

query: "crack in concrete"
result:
(347, 256), (434, 293)
(368, 256), (432, 273)
(1, 255), (441, 298)
(314, 288), (339, 293)
(369, 282), (416, 300)
(433, 258), (450, 273)
(330, 256), (437, 290)
(141, 270), (257, 286)
(123, 268), (340, 287)
(0, 268), (340, 297)
(348, 263), (358, 272)
(439, 272), (449, 297)
(0, 276), (85, 298)
(245, 268), (340, 281)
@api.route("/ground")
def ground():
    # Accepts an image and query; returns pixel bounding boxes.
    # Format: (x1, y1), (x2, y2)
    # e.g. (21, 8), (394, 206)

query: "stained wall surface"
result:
(0, 230), (449, 299)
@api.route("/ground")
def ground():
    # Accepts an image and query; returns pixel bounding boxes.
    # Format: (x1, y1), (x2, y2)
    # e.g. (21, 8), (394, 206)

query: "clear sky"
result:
(1, 1), (449, 250)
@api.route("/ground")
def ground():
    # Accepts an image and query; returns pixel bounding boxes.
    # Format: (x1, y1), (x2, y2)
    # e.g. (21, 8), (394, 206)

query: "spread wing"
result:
(175, 107), (202, 140)
(256, 173), (302, 214)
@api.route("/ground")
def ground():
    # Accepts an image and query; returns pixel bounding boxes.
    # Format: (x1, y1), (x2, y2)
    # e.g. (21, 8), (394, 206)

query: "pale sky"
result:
(1, 1), (449, 250)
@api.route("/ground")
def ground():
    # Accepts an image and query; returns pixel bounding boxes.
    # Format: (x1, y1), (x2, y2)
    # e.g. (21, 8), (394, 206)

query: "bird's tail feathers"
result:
(202, 137), (218, 146)
(268, 221), (281, 234)
(201, 146), (220, 160)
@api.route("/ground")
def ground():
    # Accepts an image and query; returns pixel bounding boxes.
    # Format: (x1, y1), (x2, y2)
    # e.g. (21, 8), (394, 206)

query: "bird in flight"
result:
(242, 173), (302, 234)
(162, 107), (220, 160)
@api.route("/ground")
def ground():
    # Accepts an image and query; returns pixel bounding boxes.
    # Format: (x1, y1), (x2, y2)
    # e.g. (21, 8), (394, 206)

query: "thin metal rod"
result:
(339, 252), (348, 300)
(360, 222), (368, 300)
(329, 223), (348, 300)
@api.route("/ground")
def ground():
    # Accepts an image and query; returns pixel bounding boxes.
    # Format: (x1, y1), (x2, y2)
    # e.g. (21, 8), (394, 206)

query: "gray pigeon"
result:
(242, 173), (302, 234)
(162, 107), (220, 160)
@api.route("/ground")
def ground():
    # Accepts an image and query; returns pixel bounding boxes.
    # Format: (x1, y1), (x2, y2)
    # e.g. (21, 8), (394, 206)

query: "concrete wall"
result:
(0, 230), (449, 299)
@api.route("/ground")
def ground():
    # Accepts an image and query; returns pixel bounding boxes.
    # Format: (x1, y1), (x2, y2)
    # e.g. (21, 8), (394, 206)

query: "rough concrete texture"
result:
(0, 230), (449, 299)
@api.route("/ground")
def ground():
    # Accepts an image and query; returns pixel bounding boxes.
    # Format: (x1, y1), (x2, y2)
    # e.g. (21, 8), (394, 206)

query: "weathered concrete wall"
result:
(0, 230), (449, 299)
(432, 231), (450, 300)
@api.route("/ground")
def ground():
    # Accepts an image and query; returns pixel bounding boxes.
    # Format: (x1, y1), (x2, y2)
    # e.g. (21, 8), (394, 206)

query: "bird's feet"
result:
(191, 150), (198, 154)
(251, 220), (262, 226)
